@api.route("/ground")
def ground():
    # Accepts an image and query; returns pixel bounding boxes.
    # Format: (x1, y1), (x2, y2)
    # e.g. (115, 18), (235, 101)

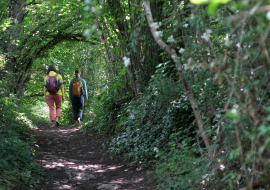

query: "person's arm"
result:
(82, 79), (88, 100)
(44, 75), (48, 101)
(69, 79), (73, 101)
(59, 75), (65, 101)
(43, 86), (47, 101)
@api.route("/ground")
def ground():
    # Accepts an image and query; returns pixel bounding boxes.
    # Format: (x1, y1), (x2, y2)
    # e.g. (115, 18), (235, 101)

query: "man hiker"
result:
(69, 70), (88, 124)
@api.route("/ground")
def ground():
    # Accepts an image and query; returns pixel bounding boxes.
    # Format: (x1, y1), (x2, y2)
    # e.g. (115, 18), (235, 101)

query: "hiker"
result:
(43, 65), (65, 127)
(69, 70), (88, 124)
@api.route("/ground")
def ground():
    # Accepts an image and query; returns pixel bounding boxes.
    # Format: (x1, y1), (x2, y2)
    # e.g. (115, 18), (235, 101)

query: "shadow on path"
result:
(34, 123), (157, 190)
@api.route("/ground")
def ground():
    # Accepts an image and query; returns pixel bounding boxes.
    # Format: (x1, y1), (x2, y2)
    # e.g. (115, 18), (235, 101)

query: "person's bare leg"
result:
(50, 121), (55, 127)
(55, 117), (60, 126)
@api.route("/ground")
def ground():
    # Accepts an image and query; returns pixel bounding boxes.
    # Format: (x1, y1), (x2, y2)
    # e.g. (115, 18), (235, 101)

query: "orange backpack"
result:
(72, 78), (83, 97)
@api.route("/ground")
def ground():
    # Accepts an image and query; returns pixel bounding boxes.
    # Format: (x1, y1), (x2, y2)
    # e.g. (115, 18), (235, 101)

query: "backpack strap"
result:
(73, 78), (76, 83)
(48, 74), (58, 78)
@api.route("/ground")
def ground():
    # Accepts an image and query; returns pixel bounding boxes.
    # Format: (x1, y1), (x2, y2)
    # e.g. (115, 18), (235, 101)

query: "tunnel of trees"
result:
(1, 0), (270, 189)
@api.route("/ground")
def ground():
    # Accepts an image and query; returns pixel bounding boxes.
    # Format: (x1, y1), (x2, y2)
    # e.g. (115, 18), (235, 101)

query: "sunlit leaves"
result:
(190, 0), (232, 14)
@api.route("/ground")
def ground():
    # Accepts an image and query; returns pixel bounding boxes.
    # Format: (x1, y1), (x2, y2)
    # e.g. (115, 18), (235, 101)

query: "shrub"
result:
(0, 96), (44, 189)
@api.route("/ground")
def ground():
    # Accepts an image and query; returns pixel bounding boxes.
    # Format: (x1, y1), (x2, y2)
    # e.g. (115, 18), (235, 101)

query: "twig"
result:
(196, 132), (203, 157)
(144, 0), (215, 161)
(224, 15), (246, 110)
(235, 124), (252, 190)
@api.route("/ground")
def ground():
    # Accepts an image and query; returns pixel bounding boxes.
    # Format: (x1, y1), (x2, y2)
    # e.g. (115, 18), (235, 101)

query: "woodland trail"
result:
(33, 123), (157, 190)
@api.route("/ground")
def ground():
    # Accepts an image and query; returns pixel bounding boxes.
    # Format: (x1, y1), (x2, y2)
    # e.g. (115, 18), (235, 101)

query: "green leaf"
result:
(50, 0), (57, 5)
(190, 0), (209, 4)
(207, 3), (218, 14)
(190, 0), (232, 4)
(156, 64), (163, 68)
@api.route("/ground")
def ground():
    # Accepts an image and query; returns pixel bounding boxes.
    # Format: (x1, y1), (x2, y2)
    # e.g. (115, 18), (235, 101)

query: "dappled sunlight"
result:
(34, 121), (152, 189)
(57, 128), (79, 133)
(109, 177), (145, 184)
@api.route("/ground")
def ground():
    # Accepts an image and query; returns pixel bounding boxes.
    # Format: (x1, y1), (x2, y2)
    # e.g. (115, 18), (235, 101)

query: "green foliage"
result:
(107, 72), (195, 163)
(82, 67), (130, 133)
(0, 96), (44, 189)
(154, 148), (211, 190)
(2, 0), (270, 189)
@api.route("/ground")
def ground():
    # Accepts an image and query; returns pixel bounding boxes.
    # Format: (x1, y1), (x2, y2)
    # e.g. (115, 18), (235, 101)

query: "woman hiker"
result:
(43, 65), (65, 127)
(69, 70), (88, 124)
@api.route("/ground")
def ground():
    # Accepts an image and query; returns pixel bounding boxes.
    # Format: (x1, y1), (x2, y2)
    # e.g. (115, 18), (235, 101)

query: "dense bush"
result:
(0, 96), (44, 189)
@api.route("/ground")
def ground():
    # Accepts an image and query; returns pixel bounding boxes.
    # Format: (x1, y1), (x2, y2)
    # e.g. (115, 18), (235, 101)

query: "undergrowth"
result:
(0, 95), (44, 189)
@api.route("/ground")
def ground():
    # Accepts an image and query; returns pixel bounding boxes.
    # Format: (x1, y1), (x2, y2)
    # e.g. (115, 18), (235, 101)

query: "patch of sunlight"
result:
(58, 128), (79, 134)
(96, 165), (119, 173)
(109, 177), (144, 184)
(42, 161), (74, 169)
(59, 185), (72, 189)
(15, 112), (35, 128)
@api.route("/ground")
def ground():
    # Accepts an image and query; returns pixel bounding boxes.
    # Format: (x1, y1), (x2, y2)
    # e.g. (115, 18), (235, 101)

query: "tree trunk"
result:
(5, 0), (26, 94)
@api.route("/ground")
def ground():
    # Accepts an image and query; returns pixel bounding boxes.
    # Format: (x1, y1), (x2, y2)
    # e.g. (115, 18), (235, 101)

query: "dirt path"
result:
(34, 123), (157, 190)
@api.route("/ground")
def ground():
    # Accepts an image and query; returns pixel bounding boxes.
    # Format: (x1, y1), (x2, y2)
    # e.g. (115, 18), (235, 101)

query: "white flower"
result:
(236, 43), (241, 48)
(179, 48), (185, 53)
(201, 32), (210, 41)
(183, 64), (189, 70)
(154, 31), (163, 37)
(224, 34), (231, 47)
(206, 29), (212, 34)
(266, 11), (270, 20)
(183, 24), (188, 28)
(150, 22), (161, 30)
(220, 164), (225, 171)
(153, 147), (159, 153)
(201, 29), (212, 42)
(123, 57), (131, 67)
(167, 35), (175, 43)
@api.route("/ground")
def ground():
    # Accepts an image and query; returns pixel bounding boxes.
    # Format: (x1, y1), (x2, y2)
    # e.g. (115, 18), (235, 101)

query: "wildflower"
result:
(154, 31), (163, 37)
(183, 64), (189, 70)
(267, 11), (270, 20)
(201, 29), (212, 42)
(206, 29), (212, 34)
(219, 164), (225, 171)
(153, 147), (159, 153)
(183, 23), (188, 28)
(150, 22), (161, 30)
(123, 57), (131, 67)
(179, 48), (185, 53)
(224, 34), (231, 47)
(130, 114), (135, 119)
(167, 35), (175, 43)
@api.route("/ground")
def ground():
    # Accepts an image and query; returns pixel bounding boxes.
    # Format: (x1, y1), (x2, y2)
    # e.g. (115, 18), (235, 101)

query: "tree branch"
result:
(144, 0), (215, 161)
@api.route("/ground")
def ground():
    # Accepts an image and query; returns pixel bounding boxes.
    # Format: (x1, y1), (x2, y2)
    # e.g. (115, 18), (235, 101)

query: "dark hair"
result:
(75, 70), (81, 74)
(47, 65), (57, 75)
